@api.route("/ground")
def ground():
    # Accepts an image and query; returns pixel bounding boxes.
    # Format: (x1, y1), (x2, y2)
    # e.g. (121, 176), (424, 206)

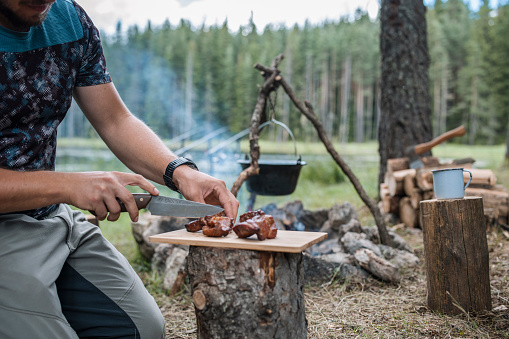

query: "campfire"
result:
(132, 199), (420, 294)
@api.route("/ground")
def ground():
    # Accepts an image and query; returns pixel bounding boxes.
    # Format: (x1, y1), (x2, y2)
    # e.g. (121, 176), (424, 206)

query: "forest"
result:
(58, 0), (509, 147)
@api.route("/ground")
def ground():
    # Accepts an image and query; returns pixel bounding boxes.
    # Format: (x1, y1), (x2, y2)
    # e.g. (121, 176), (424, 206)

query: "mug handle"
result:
(463, 169), (473, 190)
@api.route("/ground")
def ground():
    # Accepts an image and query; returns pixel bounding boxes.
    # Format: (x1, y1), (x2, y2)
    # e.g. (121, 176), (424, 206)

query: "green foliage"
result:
(299, 159), (346, 185)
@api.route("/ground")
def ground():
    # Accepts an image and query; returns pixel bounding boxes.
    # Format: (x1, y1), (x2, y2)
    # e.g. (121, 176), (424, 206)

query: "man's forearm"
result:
(96, 113), (176, 186)
(74, 83), (176, 187)
(0, 169), (70, 213)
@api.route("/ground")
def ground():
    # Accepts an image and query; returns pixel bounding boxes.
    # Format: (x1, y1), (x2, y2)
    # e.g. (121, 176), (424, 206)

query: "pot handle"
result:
(259, 119), (298, 157)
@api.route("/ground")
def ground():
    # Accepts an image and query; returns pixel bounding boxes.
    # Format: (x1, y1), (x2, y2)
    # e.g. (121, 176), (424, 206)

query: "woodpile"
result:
(380, 156), (508, 228)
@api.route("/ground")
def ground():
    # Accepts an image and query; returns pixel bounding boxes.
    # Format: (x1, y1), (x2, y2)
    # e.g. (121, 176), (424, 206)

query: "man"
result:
(0, 0), (239, 338)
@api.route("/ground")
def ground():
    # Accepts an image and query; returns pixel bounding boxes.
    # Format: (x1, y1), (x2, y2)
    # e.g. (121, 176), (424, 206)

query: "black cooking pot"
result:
(238, 158), (306, 196)
(238, 119), (306, 196)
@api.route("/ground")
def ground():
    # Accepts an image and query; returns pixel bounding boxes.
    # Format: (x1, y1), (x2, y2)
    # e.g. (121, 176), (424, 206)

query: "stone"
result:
(299, 208), (329, 231)
(379, 244), (420, 268)
(341, 232), (382, 257)
(303, 253), (368, 284)
(328, 202), (358, 230)
(337, 218), (363, 240)
(308, 238), (343, 256)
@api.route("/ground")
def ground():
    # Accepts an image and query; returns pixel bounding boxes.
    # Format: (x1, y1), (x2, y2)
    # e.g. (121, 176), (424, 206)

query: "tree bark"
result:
(420, 197), (491, 314)
(339, 55), (351, 143)
(355, 80), (364, 143)
(379, 0), (433, 186)
(186, 246), (307, 339)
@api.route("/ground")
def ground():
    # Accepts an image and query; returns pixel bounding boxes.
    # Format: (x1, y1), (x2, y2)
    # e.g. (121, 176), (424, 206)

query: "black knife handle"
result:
(88, 193), (152, 215)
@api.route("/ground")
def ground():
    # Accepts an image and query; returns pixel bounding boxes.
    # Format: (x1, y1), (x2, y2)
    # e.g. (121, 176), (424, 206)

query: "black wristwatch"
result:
(163, 157), (199, 193)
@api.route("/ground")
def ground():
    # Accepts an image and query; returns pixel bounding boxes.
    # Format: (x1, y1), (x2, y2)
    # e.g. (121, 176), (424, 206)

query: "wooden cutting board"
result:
(149, 229), (328, 253)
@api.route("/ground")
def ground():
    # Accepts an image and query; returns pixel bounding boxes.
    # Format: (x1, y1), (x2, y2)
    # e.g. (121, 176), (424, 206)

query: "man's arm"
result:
(0, 168), (157, 222)
(72, 82), (239, 220)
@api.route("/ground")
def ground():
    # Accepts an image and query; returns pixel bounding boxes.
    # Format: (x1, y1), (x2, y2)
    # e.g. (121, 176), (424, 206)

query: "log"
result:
(387, 158), (409, 172)
(420, 156), (441, 167)
(385, 156), (439, 172)
(465, 187), (509, 225)
(403, 170), (417, 197)
(186, 246), (307, 339)
(353, 248), (400, 282)
(408, 188), (423, 210)
(399, 197), (418, 228)
(415, 167), (434, 191)
(425, 168), (497, 188)
(387, 169), (415, 196)
(420, 197), (491, 314)
(381, 183), (400, 214)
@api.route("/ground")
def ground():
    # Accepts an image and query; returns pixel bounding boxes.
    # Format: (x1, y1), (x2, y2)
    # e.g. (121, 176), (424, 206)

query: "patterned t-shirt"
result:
(0, 0), (112, 219)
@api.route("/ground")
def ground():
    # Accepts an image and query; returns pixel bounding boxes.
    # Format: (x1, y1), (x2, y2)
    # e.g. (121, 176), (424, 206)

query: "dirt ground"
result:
(155, 224), (509, 339)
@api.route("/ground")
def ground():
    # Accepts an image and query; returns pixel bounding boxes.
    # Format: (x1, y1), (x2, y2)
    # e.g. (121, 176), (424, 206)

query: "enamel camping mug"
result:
(431, 168), (473, 199)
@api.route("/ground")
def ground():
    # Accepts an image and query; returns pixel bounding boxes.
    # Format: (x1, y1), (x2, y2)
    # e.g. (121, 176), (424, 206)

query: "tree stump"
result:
(420, 197), (491, 314)
(186, 246), (307, 339)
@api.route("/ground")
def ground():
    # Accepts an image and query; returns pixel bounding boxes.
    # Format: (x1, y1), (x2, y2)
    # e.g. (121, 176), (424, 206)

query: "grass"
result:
(66, 139), (509, 338)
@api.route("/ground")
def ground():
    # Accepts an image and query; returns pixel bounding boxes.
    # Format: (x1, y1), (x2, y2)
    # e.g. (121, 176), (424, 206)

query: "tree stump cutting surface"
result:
(420, 197), (491, 314)
(186, 246), (307, 339)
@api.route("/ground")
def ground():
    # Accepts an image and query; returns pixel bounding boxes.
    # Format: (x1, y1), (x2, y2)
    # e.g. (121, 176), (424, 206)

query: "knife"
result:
(115, 193), (224, 218)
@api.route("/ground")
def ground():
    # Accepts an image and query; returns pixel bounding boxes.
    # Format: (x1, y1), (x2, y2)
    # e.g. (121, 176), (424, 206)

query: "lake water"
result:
(55, 144), (380, 211)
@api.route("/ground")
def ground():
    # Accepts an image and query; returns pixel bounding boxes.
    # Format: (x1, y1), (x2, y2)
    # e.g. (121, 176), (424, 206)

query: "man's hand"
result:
(172, 166), (239, 221)
(65, 171), (159, 222)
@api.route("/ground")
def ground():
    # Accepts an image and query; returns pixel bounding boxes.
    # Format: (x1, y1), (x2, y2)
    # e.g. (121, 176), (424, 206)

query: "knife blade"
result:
(120, 193), (224, 218)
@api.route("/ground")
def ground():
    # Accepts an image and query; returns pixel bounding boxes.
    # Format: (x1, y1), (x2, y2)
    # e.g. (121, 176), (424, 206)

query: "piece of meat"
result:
(232, 220), (260, 238)
(202, 224), (231, 237)
(185, 219), (203, 232)
(265, 215), (278, 239)
(185, 211), (233, 237)
(203, 215), (233, 237)
(252, 214), (278, 240)
(233, 213), (277, 240)
(239, 209), (265, 222)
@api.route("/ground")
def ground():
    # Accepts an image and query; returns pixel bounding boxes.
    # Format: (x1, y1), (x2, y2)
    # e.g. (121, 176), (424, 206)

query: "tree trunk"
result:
(320, 54), (330, 137)
(304, 53), (314, 142)
(379, 0), (433, 186)
(469, 74), (478, 145)
(355, 80), (364, 143)
(433, 77), (440, 135)
(186, 246), (307, 339)
(184, 46), (194, 133)
(420, 197), (491, 314)
(339, 55), (351, 143)
(440, 64), (448, 136)
(281, 53), (292, 143)
(375, 77), (381, 140)
(366, 84), (374, 140)
(505, 106), (509, 161)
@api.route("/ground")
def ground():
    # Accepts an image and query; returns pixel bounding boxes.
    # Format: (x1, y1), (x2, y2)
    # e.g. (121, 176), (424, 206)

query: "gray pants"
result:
(0, 204), (165, 338)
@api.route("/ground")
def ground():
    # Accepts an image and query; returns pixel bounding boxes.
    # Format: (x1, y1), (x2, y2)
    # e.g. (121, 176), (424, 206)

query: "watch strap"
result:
(163, 157), (198, 193)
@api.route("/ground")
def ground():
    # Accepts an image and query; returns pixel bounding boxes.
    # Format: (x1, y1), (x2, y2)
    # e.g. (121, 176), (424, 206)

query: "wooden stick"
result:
(230, 54), (284, 196)
(279, 76), (392, 246)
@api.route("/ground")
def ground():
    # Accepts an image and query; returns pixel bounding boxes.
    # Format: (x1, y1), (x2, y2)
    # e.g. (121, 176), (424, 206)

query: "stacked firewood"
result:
(380, 156), (508, 228)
